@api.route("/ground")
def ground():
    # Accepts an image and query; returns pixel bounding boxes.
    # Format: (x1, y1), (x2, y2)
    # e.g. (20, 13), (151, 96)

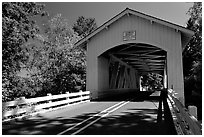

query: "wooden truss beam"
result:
(109, 61), (119, 89)
(109, 54), (134, 70)
(115, 49), (162, 55)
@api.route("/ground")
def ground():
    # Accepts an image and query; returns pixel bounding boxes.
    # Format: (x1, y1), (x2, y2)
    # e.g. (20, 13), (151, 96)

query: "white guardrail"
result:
(167, 89), (202, 135)
(2, 90), (90, 121)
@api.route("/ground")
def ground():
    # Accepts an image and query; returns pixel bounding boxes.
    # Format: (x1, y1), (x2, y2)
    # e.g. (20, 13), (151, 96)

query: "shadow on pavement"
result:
(2, 91), (176, 135)
(2, 112), (98, 135)
(78, 108), (175, 135)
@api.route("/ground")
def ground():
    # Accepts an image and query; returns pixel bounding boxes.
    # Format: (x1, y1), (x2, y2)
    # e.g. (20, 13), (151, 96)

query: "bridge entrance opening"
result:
(97, 43), (167, 100)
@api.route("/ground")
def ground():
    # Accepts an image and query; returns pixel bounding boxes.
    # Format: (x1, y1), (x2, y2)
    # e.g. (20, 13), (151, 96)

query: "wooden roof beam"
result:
(109, 54), (135, 70)
(115, 49), (161, 55)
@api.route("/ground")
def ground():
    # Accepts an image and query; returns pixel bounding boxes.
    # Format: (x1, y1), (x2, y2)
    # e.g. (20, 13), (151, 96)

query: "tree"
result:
(35, 15), (98, 95)
(42, 14), (85, 94)
(183, 2), (202, 77)
(183, 2), (202, 120)
(183, 2), (202, 95)
(2, 4), (98, 101)
(2, 2), (47, 101)
(73, 16), (97, 38)
(24, 14), (86, 96)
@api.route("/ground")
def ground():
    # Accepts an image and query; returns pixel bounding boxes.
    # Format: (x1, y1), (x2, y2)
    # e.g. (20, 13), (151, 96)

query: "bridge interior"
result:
(97, 42), (167, 99)
(108, 43), (166, 76)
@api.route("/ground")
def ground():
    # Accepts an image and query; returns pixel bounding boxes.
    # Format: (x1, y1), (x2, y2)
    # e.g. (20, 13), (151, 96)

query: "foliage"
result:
(141, 73), (163, 90)
(183, 2), (202, 119)
(2, 2), (47, 101)
(22, 14), (89, 97)
(2, 3), (98, 101)
(183, 2), (202, 96)
(73, 16), (97, 38)
(183, 2), (202, 76)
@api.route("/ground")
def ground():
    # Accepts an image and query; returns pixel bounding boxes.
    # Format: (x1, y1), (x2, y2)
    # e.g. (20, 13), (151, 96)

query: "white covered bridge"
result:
(75, 8), (193, 104)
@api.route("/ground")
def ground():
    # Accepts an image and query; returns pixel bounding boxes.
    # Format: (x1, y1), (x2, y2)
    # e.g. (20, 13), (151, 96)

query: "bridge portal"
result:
(75, 8), (194, 104)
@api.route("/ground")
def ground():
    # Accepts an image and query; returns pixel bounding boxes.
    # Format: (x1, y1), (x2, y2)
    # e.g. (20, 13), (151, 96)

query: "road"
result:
(2, 92), (176, 135)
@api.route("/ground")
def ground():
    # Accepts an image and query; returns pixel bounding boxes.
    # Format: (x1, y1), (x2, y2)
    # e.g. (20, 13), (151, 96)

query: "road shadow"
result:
(2, 91), (176, 135)
(78, 108), (176, 135)
(2, 112), (99, 135)
(2, 108), (175, 135)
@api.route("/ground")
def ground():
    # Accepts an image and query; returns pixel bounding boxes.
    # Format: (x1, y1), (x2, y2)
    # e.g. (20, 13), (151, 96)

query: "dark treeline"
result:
(183, 2), (202, 120)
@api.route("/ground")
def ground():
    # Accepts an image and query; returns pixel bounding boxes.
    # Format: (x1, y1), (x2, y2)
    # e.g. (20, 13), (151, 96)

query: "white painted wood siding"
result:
(87, 14), (184, 101)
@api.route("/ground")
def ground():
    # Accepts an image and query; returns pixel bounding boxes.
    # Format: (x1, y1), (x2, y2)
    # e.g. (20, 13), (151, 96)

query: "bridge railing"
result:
(165, 89), (202, 135)
(2, 90), (90, 122)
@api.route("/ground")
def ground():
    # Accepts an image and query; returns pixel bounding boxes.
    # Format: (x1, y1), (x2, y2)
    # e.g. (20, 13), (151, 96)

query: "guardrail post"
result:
(66, 92), (70, 105)
(47, 93), (53, 110)
(79, 90), (83, 101)
(47, 93), (52, 103)
(14, 97), (26, 115)
(188, 105), (197, 119)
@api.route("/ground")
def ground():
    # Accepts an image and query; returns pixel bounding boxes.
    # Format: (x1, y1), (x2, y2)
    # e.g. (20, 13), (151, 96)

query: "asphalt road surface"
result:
(2, 92), (176, 135)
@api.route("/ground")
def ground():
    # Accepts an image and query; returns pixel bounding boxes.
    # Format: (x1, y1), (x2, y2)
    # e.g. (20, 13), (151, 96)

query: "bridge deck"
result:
(2, 91), (176, 135)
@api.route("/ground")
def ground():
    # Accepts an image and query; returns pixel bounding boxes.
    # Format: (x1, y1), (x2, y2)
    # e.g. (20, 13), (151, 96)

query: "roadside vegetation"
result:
(2, 2), (97, 101)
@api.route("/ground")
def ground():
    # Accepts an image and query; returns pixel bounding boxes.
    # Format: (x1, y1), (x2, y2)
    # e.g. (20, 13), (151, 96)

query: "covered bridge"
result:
(75, 8), (194, 104)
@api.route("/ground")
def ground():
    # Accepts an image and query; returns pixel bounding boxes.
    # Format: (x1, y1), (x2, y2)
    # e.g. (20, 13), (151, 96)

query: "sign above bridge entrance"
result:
(123, 30), (136, 41)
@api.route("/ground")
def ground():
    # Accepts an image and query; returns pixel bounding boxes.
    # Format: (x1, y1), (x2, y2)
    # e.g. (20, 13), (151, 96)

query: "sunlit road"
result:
(2, 92), (176, 135)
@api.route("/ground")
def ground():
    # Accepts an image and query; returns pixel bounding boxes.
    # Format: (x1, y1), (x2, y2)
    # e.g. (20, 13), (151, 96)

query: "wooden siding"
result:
(87, 14), (184, 101)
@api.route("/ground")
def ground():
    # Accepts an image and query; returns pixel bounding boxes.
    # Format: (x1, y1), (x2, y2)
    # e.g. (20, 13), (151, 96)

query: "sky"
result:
(39, 2), (194, 28)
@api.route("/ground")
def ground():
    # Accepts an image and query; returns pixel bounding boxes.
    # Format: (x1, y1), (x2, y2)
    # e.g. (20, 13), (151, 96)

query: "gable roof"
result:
(75, 8), (194, 48)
